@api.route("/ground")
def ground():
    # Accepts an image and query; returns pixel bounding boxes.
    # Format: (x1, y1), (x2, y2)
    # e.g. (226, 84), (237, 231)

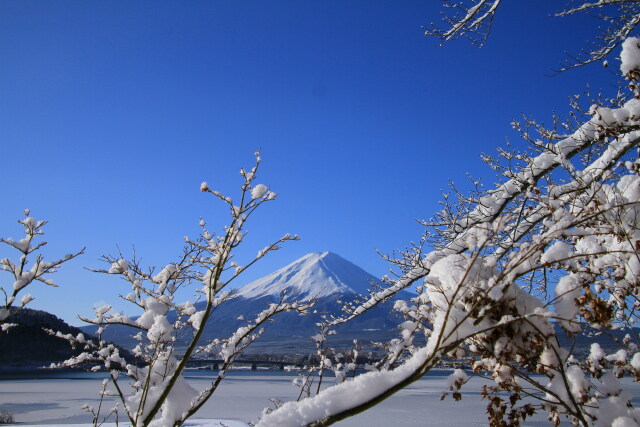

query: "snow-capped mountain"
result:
(234, 252), (379, 299)
(87, 252), (412, 353)
(193, 251), (411, 352)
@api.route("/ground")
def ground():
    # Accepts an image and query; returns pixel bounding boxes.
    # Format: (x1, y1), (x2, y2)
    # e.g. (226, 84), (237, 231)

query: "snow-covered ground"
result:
(3, 371), (639, 426)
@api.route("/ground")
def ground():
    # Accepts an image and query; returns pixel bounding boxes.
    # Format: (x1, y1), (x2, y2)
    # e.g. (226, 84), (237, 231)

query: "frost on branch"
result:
(0, 211), (84, 333)
(58, 152), (310, 426)
(260, 41), (640, 427)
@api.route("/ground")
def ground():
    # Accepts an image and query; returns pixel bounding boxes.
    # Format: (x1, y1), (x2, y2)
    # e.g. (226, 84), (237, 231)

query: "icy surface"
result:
(234, 252), (379, 299)
(0, 371), (566, 426)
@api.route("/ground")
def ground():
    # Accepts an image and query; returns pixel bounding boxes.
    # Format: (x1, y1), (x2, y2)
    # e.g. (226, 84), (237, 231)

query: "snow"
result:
(447, 369), (468, 390)
(108, 259), (130, 274)
(257, 346), (438, 426)
(234, 252), (379, 299)
(612, 417), (639, 427)
(148, 373), (198, 427)
(251, 184), (267, 200)
(13, 270), (35, 291)
(20, 293), (34, 306)
(540, 241), (572, 264)
(621, 37), (640, 76)
(631, 353), (640, 370)
(146, 315), (172, 343)
(189, 310), (206, 330)
(136, 298), (169, 329)
(589, 343), (606, 372)
(153, 264), (177, 289)
(554, 274), (582, 333)
(1, 372), (560, 426)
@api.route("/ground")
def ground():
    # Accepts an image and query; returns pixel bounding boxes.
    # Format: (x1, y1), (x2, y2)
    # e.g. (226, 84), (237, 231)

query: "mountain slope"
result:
(235, 252), (379, 299)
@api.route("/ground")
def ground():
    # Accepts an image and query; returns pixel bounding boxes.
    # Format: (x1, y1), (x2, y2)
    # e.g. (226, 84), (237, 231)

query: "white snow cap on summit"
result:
(234, 252), (379, 299)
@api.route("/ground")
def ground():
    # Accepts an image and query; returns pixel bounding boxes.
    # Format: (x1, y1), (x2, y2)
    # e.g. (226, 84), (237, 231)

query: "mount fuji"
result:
(192, 252), (413, 353)
(235, 252), (381, 299)
(86, 252), (413, 353)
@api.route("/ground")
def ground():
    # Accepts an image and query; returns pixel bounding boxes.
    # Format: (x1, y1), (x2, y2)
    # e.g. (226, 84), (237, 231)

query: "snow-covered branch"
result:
(425, 1), (640, 71)
(0, 210), (84, 332)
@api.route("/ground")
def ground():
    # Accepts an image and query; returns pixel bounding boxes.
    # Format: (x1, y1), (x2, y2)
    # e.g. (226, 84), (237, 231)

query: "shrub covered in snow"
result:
(52, 152), (313, 426)
(0, 210), (83, 333)
(0, 409), (14, 424)
(259, 23), (640, 427)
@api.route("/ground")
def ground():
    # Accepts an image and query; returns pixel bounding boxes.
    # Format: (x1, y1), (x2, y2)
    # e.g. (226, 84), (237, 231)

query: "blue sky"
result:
(0, 1), (620, 325)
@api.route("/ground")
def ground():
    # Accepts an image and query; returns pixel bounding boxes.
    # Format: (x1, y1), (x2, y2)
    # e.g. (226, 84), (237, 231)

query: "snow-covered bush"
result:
(0, 409), (14, 424)
(54, 152), (313, 426)
(258, 31), (640, 427)
(0, 210), (83, 333)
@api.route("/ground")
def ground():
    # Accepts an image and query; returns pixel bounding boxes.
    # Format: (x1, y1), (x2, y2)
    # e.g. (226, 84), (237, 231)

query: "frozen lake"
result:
(0, 369), (623, 426)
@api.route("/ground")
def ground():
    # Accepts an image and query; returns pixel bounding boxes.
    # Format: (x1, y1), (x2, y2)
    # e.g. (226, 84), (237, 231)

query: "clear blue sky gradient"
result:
(0, 1), (620, 325)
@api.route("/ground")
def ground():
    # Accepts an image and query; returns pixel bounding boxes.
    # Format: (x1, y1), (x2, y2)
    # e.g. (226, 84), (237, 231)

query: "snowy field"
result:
(3, 370), (639, 426)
